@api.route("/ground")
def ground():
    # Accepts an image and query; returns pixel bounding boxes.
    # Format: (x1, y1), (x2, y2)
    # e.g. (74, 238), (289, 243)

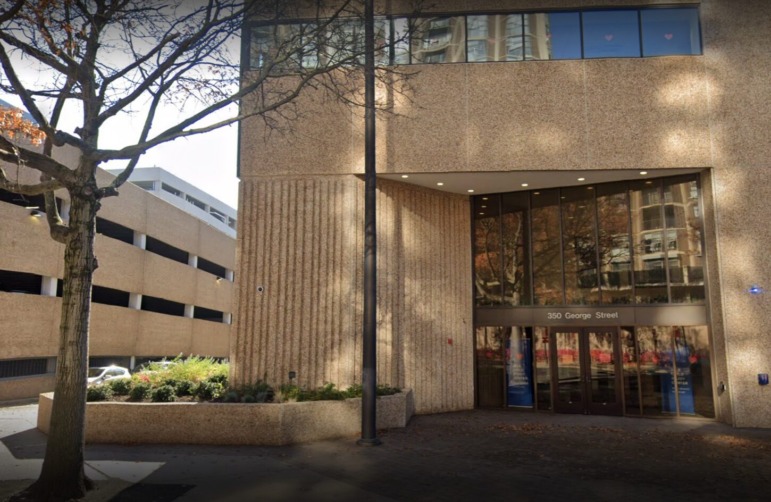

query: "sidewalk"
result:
(2, 402), (770, 501)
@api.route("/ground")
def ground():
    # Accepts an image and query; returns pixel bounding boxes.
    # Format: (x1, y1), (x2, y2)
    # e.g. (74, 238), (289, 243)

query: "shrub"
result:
(86, 385), (113, 402)
(223, 391), (240, 403)
(194, 380), (225, 401)
(129, 382), (151, 401)
(108, 378), (133, 396)
(174, 379), (195, 397)
(241, 394), (256, 403)
(151, 385), (177, 403)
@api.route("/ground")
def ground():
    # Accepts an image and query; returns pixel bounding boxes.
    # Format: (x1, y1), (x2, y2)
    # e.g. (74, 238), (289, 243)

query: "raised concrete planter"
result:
(37, 389), (414, 446)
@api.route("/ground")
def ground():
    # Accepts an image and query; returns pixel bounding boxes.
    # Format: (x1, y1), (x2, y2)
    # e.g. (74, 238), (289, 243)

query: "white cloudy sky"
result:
(1, 91), (241, 211)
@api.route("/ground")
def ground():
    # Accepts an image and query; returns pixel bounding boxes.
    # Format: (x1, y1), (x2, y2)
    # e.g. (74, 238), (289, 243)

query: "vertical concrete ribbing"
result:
(233, 176), (472, 413)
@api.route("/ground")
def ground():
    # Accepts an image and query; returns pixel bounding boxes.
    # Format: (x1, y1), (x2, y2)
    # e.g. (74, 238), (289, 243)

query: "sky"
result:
(0, 93), (241, 211)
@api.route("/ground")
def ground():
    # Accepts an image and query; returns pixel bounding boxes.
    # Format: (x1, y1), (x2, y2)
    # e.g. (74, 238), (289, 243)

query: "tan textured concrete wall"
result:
(701, 0), (771, 428)
(37, 390), (413, 446)
(232, 177), (472, 413)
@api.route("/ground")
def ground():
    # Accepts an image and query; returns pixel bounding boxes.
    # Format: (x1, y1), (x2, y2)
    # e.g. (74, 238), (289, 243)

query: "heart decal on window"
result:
(664, 33), (674, 40)
(604, 34), (614, 41)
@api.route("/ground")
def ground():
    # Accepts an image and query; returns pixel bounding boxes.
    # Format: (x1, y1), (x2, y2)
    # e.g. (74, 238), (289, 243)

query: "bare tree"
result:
(0, 1), (412, 499)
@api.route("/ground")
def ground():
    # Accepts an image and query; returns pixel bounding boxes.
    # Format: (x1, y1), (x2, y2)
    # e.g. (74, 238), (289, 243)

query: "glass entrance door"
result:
(552, 328), (623, 415)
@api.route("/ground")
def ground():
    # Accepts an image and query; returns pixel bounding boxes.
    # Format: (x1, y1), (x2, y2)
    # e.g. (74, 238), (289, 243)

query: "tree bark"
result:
(20, 186), (98, 500)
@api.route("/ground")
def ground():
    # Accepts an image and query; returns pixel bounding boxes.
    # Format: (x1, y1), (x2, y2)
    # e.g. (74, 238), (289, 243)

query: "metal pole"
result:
(358, 0), (380, 446)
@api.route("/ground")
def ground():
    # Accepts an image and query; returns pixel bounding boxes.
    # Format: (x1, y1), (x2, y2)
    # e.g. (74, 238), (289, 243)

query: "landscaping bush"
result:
(174, 379), (195, 397)
(108, 378), (133, 396)
(86, 384), (113, 402)
(151, 384), (177, 403)
(194, 379), (225, 401)
(129, 382), (151, 401)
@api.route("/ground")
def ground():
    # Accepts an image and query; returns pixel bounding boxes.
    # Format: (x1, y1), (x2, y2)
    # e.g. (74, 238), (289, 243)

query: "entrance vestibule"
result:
(474, 324), (715, 419)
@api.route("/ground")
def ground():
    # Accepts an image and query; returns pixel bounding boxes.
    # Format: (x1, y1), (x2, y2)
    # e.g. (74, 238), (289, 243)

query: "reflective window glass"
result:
(665, 179), (705, 304)
(475, 327), (506, 407)
(597, 184), (633, 304)
(392, 17), (411, 65)
(641, 8), (701, 56)
(681, 326), (714, 418)
(501, 192), (531, 305)
(411, 16), (466, 63)
(531, 190), (563, 305)
(474, 196), (502, 306)
(561, 186), (599, 305)
(534, 327), (551, 411)
(631, 181), (668, 303)
(621, 328), (641, 415)
(582, 10), (641, 58)
(528, 12), (582, 60)
(637, 326), (675, 415)
(466, 15), (525, 62)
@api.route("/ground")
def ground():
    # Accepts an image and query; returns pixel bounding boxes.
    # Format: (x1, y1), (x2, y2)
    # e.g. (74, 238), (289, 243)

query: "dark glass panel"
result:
(411, 16), (466, 63)
(505, 327), (534, 408)
(664, 178), (705, 304)
(630, 180), (668, 303)
(681, 326), (715, 418)
(641, 8), (701, 57)
(501, 192), (531, 306)
(561, 186), (599, 304)
(597, 183), (633, 304)
(531, 190), (563, 305)
(528, 12), (582, 60)
(473, 196), (502, 306)
(587, 330), (617, 404)
(475, 327), (505, 407)
(582, 10), (641, 59)
(554, 331), (582, 404)
(638, 326), (676, 416)
(621, 328), (641, 415)
(534, 327), (551, 411)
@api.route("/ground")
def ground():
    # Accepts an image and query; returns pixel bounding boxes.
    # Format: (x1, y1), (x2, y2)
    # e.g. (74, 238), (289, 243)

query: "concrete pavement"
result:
(2, 401), (770, 501)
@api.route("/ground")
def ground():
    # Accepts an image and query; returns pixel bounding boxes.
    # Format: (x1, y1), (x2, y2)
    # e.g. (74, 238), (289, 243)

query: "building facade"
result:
(0, 157), (235, 401)
(233, 0), (770, 427)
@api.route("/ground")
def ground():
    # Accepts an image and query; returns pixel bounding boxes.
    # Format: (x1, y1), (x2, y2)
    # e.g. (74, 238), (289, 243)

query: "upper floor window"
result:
(246, 6), (701, 71)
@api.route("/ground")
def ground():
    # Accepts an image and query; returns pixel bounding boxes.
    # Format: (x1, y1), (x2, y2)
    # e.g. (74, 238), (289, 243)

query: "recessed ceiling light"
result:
(481, 205), (487, 209)
(479, 212), (485, 216)
(437, 182), (444, 186)
(482, 197), (488, 201)
(467, 189), (474, 193)
(639, 171), (648, 175)
(587, 186), (594, 190)
(645, 181), (653, 185)
(533, 192), (540, 195)
(577, 177), (585, 181)
(521, 183), (529, 187)
(401, 174), (409, 179)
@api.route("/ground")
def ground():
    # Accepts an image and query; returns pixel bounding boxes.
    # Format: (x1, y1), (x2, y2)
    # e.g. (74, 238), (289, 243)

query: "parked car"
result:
(133, 360), (176, 374)
(87, 365), (131, 385)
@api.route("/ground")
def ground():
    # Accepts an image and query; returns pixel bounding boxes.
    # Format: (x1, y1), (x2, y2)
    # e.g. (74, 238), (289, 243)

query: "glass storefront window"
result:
(411, 16), (466, 64)
(665, 178), (705, 304)
(534, 327), (551, 411)
(466, 14), (527, 63)
(501, 192), (531, 306)
(597, 183), (633, 304)
(561, 186), (599, 305)
(621, 328), (641, 415)
(475, 326), (506, 407)
(474, 196), (502, 305)
(392, 17), (411, 64)
(582, 10), (641, 59)
(528, 12), (582, 60)
(532, 190), (563, 305)
(631, 181), (668, 303)
(637, 326), (675, 415)
(641, 8), (701, 57)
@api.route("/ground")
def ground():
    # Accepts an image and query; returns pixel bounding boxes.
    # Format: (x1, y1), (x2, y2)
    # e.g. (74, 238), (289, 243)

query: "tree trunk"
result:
(21, 191), (98, 500)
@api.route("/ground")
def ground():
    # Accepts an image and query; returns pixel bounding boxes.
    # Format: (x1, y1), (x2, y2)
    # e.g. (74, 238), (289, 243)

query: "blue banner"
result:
(506, 337), (534, 407)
